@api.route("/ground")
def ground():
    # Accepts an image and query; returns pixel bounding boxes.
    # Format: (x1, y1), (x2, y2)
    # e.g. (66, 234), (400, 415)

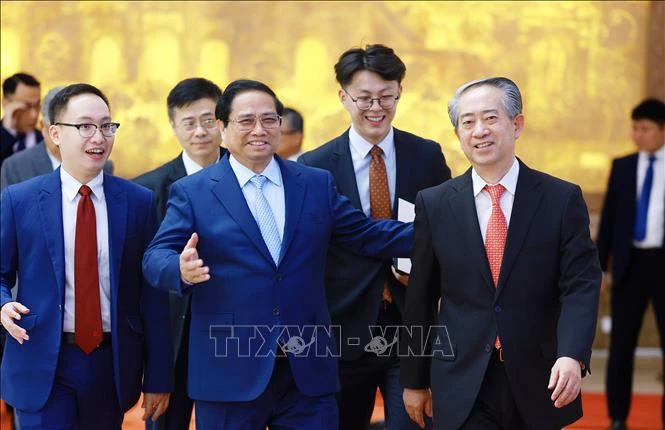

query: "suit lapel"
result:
(331, 131), (363, 210)
(104, 175), (127, 309)
(38, 170), (66, 304)
(278, 158), (305, 266)
(495, 161), (543, 300)
(448, 170), (495, 292)
(209, 156), (276, 267)
(394, 129), (417, 216)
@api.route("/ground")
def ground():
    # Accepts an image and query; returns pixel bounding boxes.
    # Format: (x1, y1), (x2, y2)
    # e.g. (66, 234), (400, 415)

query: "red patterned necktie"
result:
(75, 185), (103, 354)
(484, 184), (507, 349)
(369, 146), (393, 303)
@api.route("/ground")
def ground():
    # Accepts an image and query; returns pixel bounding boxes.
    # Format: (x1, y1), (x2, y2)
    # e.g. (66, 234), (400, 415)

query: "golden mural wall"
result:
(0, 1), (651, 192)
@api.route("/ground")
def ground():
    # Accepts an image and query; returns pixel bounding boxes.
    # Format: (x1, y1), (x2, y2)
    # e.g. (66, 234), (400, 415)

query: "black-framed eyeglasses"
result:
(55, 122), (120, 138)
(228, 113), (282, 132)
(343, 89), (400, 111)
(179, 117), (217, 132)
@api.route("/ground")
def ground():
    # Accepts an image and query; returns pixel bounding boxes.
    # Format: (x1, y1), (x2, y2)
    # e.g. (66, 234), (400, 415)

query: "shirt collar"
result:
(348, 125), (395, 159)
(181, 149), (220, 176)
(639, 144), (665, 161)
(229, 154), (282, 189)
(472, 157), (520, 197)
(60, 167), (104, 202)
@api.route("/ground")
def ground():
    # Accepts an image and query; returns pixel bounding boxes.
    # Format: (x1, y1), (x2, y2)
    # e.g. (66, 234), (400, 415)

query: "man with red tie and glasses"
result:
(400, 77), (601, 429)
(0, 83), (173, 429)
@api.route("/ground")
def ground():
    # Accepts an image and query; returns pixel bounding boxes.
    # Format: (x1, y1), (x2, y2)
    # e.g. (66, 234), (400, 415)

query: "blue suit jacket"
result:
(0, 169), (174, 412)
(143, 154), (412, 402)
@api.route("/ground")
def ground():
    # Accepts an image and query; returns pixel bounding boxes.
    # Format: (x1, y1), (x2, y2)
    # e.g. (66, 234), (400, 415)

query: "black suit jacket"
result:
(0, 123), (43, 168)
(299, 128), (451, 360)
(400, 161), (601, 429)
(133, 148), (225, 358)
(596, 153), (665, 286)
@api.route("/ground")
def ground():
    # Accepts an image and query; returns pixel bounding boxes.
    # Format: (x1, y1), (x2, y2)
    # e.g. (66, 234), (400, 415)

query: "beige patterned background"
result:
(0, 0), (658, 192)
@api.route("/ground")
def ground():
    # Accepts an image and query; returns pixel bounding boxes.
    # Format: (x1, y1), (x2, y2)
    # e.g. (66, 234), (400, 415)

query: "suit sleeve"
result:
(556, 185), (602, 372)
(0, 188), (18, 307)
(429, 141), (452, 185)
(400, 191), (441, 389)
(142, 181), (195, 296)
(140, 192), (175, 393)
(595, 160), (617, 271)
(327, 172), (413, 258)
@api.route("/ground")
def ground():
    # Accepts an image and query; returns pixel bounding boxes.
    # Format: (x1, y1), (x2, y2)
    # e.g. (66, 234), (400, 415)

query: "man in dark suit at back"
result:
(133, 77), (224, 430)
(1, 73), (42, 168)
(1, 86), (114, 191)
(597, 98), (665, 430)
(299, 44), (451, 429)
(401, 77), (601, 429)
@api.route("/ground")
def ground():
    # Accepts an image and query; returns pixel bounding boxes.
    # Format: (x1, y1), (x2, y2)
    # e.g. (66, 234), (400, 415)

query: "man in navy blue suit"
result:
(143, 79), (413, 429)
(1, 83), (173, 429)
(597, 98), (665, 430)
(299, 44), (450, 430)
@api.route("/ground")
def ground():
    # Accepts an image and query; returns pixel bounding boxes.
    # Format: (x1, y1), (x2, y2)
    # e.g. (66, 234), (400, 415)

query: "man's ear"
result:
(513, 114), (525, 140)
(217, 119), (226, 141)
(49, 124), (60, 146)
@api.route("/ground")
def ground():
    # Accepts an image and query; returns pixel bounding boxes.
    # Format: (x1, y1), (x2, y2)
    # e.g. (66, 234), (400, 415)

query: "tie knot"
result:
(370, 145), (383, 160)
(79, 185), (92, 197)
(485, 184), (505, 205)
(250, 175), (268, 190)
(648, 154), (656, 164)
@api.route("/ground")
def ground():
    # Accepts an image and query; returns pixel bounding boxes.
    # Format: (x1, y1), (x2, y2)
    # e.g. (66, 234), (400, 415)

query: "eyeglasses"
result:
(180, 117), (217, 132)
(228, 113), (282, 132)
(55, 122), (120, 138)
(343, 89), (400, 111)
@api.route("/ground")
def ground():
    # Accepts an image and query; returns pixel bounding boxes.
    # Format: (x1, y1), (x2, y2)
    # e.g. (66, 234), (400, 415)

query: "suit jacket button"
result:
(273, 307), (280, 316)
(494, 305), (502, 313)
(485, 344), (491, 353)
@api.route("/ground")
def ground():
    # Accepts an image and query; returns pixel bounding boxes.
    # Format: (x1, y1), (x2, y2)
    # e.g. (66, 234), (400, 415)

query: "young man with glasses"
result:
(299, 44), (451, 429)
(142, 78), (414, 429)
(1, 83), (173, 429)
(133, 77), (224, 430)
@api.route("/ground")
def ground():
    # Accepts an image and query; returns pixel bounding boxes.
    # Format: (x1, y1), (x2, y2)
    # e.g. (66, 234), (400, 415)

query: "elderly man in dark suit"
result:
(1, 86), (113, 190)
(597, 98), (665, 430)
(401, 77), (601, 430)
(133, 77), (224, 430)
(299, 44), (450, 430)
(1, 73), (42, 169)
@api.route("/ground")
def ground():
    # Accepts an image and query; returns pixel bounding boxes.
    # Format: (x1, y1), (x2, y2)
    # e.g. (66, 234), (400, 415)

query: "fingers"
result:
(547, 366), (559, 390)
(184, 232), (199, 251)
(403, 389), (427, 429)
(2, 101), (27, 129)
(152, 396), (170, 421)
(0, 302), (30, 344)
(142, 393), (170, 422)
(425, 394), (433, 418)
(549, 359), (582, 408)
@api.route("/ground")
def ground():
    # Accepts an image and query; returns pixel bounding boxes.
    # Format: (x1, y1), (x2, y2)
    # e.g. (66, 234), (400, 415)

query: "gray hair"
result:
(41, 86), (65, 126)
(447, 77), (522, 129)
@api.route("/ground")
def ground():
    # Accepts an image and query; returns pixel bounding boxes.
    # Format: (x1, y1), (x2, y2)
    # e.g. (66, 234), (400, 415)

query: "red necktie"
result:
(369, 146), (393, 303)
(484, 184), (507, 349)
(75, 185), (103, 354)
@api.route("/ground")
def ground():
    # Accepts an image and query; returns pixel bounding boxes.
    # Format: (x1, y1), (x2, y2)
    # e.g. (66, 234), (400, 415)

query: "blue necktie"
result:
(250, 175), (281, 264)
(16, 132), (26, 152)
(634, 155), (656, 241)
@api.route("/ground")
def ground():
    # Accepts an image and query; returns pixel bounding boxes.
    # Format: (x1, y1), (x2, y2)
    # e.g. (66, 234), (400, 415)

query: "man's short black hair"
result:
(2, 72), (40, 97)
(167, 77), (222, 121)
(49, 83), (110, 124)
(215, 79), (284, 125)
(632, 98), (665, 127)
(334, 44), (406, 88)
(282, 107), (304, 133)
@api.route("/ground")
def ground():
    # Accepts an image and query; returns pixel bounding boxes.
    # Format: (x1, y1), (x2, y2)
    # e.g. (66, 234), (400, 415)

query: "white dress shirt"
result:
(229, 155), (286, 241)
(634, 145), (665, 248)
(182, 150), (220, 176)
(61, 168), (111, 333)
(472, 158), (520, 243)
(7, 127), (38, 152)
(348, 125), (397, 217)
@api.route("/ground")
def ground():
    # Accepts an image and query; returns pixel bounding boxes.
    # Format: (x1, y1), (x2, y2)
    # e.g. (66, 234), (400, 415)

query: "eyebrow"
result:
(74, 116), (112, 122)
(460, 109), (500, 119)
(180, 113), (215, 121)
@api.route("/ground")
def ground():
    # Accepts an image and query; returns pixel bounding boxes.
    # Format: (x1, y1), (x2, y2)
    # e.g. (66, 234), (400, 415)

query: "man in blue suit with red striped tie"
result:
(1, 83), (173, 429)
(143, 79), (413, 429)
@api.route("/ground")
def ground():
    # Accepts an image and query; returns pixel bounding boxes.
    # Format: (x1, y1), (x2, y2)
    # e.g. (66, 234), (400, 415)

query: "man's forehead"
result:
(10, 82), (40, 100)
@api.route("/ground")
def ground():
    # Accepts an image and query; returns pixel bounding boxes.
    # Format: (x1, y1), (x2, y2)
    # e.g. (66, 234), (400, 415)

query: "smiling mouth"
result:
(474, 142), (494, 149)
(85, 148), (105, 155)
(365, 115), (385, 124)
(247, 140), (269, 147)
